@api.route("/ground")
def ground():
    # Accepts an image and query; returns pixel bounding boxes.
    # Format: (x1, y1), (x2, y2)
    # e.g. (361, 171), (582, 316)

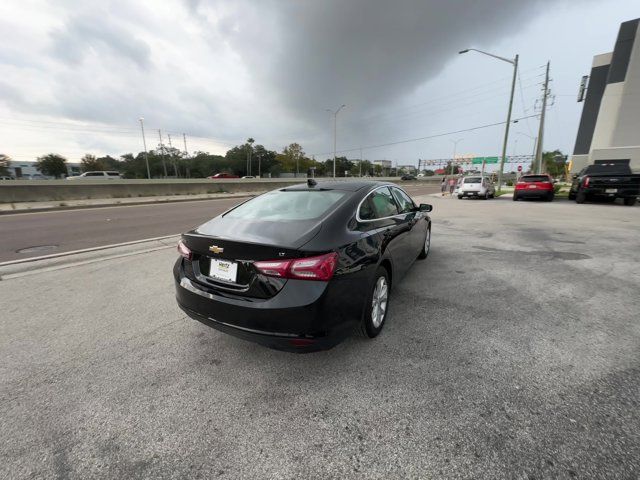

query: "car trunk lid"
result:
(182, 219), (323, 299)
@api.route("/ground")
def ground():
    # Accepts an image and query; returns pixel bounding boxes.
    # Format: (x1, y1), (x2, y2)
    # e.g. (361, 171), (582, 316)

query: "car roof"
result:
(283, 180), (392, 192)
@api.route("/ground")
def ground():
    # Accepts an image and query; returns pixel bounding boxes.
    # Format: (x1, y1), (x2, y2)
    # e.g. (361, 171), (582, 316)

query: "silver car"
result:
(457, 176), (495, 200)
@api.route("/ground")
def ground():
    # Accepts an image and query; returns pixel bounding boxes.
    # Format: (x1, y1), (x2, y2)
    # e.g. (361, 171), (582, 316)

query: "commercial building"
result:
(372, 160), (392, 169)
(570, 18), (640, 173)
(6, 160), (81, 179)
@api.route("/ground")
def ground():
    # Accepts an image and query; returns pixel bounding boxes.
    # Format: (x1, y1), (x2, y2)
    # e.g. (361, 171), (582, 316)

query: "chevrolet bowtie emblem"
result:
(209, 245), (224, 254)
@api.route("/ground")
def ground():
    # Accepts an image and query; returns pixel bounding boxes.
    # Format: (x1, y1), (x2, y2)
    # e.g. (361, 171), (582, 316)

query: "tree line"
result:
(2, 143), (568, 179)
(6, 139), (388, 179)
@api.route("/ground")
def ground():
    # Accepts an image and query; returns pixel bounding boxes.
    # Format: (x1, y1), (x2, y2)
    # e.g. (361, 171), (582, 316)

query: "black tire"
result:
(513, 194), (519, 201)
(482, 192), (489, 200)
(624, 197), (637, 206)
(417, 226), (431, 260)
(568, 192), (576, 200)
(546, 193), (554, 202)
(359, 267), (390, 338)
(576, 189), (587, 204)
(457, 195), (463, 199)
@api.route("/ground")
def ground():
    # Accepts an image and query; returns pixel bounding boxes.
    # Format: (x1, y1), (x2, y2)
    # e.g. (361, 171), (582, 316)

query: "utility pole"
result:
(534, 61), (551, 174)
(450, 138), (463, 176)
(498, 53), (518, 189)
(182, 133), (189, 178)
(167, 133), (178, 177)
(158, 129), (168, 178)
(139, 118), (150, 179)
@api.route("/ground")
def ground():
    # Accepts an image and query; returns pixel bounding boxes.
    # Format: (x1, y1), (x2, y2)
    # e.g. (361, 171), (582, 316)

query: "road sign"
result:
(471, 156), (499, 165)
(517, 165), (522, 172)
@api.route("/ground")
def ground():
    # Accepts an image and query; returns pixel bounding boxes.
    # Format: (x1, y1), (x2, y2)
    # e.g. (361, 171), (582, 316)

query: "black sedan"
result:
(173, 180), (432, 352)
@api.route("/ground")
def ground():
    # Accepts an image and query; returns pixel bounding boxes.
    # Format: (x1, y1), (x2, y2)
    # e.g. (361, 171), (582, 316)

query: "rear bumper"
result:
(177, 303), (343, 352)
(459, 190), (484, 197)
(174, 259), (354, 352)
(580, 187), (638, 198)
(514, 188), (553, 198)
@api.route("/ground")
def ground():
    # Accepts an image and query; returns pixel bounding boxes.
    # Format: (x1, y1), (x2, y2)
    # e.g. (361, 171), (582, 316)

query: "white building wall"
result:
(611, 29), (640, 148)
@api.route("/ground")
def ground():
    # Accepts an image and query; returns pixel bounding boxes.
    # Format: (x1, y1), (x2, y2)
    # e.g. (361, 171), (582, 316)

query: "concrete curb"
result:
(0, 235), (180, 280)
(0, 193), (255, 215)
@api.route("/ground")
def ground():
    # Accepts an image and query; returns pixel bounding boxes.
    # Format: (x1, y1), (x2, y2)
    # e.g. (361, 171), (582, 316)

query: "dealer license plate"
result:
(528, 185), (537, 189)
(605, 189), (617, 193)
(209, 259), (238, 282)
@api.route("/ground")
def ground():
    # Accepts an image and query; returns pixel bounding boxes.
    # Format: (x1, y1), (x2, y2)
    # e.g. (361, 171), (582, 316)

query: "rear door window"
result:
(368, 187), (399, 218)
(391, 187), (415, 213)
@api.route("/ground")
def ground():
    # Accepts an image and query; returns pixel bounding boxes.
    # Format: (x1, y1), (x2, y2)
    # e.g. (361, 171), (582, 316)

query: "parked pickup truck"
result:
(569, 160), (640, 206)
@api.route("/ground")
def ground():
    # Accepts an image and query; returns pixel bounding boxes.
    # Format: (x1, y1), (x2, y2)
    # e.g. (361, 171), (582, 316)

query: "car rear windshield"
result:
(521, 175), (550, 182)
(224, 190), (346, 221)
(463, 177), (482, 183)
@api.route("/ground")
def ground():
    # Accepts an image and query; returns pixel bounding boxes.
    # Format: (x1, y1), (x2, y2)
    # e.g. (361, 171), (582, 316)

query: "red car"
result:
(513, 174), (555, 202)
(207, 173), (240, 179)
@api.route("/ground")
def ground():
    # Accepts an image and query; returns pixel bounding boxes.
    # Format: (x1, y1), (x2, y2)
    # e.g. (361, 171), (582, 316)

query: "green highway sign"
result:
(471, 156), (499, 165)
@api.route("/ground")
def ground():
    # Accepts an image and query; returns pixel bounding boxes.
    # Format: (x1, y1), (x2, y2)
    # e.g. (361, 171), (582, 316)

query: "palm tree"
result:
(246, 138), (255, 176)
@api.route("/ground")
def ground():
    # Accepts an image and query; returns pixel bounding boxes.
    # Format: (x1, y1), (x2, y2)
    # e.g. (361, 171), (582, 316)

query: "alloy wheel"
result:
(371, 277), (388, 328)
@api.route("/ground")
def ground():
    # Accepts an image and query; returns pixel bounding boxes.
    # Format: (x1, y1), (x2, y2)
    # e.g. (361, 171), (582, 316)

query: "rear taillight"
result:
(254, 252), (338, 281)
(177, 240), (192, 260)
(583, 176), (590, 187)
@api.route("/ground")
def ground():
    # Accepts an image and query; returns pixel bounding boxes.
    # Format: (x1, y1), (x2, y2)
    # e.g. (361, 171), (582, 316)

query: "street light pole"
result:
(327, 105), (346, 178)
(459, 48), (518, 191)
(139, 118), (151, 179)
(450, 138), (463, 175)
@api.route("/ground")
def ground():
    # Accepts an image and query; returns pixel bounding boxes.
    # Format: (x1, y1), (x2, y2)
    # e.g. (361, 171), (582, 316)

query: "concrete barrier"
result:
(0, 177), (443, 203)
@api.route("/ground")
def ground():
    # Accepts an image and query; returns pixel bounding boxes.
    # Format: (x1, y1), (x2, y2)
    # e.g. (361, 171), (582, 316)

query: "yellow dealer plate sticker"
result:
(209, 259), (238, 283)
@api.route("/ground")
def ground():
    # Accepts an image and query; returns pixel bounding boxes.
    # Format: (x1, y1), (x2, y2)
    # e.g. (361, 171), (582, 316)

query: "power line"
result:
(309, 114), (539, 157)
(517, 68), (534, 136)
(351, 81), (541, 131)
(347, 73), (543, 129)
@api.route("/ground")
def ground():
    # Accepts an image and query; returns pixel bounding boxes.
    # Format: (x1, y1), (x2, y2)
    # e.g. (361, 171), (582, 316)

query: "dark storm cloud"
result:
(194, 0), (560, 130)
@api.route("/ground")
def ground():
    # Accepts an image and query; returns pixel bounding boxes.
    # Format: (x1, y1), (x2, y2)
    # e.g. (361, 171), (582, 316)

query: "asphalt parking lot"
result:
(1, 195), (639, 479)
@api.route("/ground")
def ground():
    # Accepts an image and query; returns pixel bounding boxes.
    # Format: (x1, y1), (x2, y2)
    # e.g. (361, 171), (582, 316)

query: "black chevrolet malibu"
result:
(174, 180), (432, 352)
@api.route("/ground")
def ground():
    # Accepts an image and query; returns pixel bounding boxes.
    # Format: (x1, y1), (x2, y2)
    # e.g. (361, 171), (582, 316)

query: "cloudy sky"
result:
(0, 0), (638, 167)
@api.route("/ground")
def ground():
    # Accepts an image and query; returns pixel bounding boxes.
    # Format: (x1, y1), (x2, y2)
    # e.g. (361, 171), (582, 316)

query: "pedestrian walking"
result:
(448, 177), (456, 195)
(441, 177), (447, 196)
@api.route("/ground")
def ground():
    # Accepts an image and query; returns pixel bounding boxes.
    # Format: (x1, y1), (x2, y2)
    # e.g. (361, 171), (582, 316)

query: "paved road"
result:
(1, 195), (638, 479)
(0, 182), (439, 262)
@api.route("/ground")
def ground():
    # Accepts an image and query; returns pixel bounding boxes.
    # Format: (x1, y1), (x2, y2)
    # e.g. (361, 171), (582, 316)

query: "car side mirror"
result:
(418, 203), (432, 212)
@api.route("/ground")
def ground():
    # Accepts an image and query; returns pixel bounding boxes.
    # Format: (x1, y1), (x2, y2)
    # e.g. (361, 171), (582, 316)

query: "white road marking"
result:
(0, 234), (181, 267)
